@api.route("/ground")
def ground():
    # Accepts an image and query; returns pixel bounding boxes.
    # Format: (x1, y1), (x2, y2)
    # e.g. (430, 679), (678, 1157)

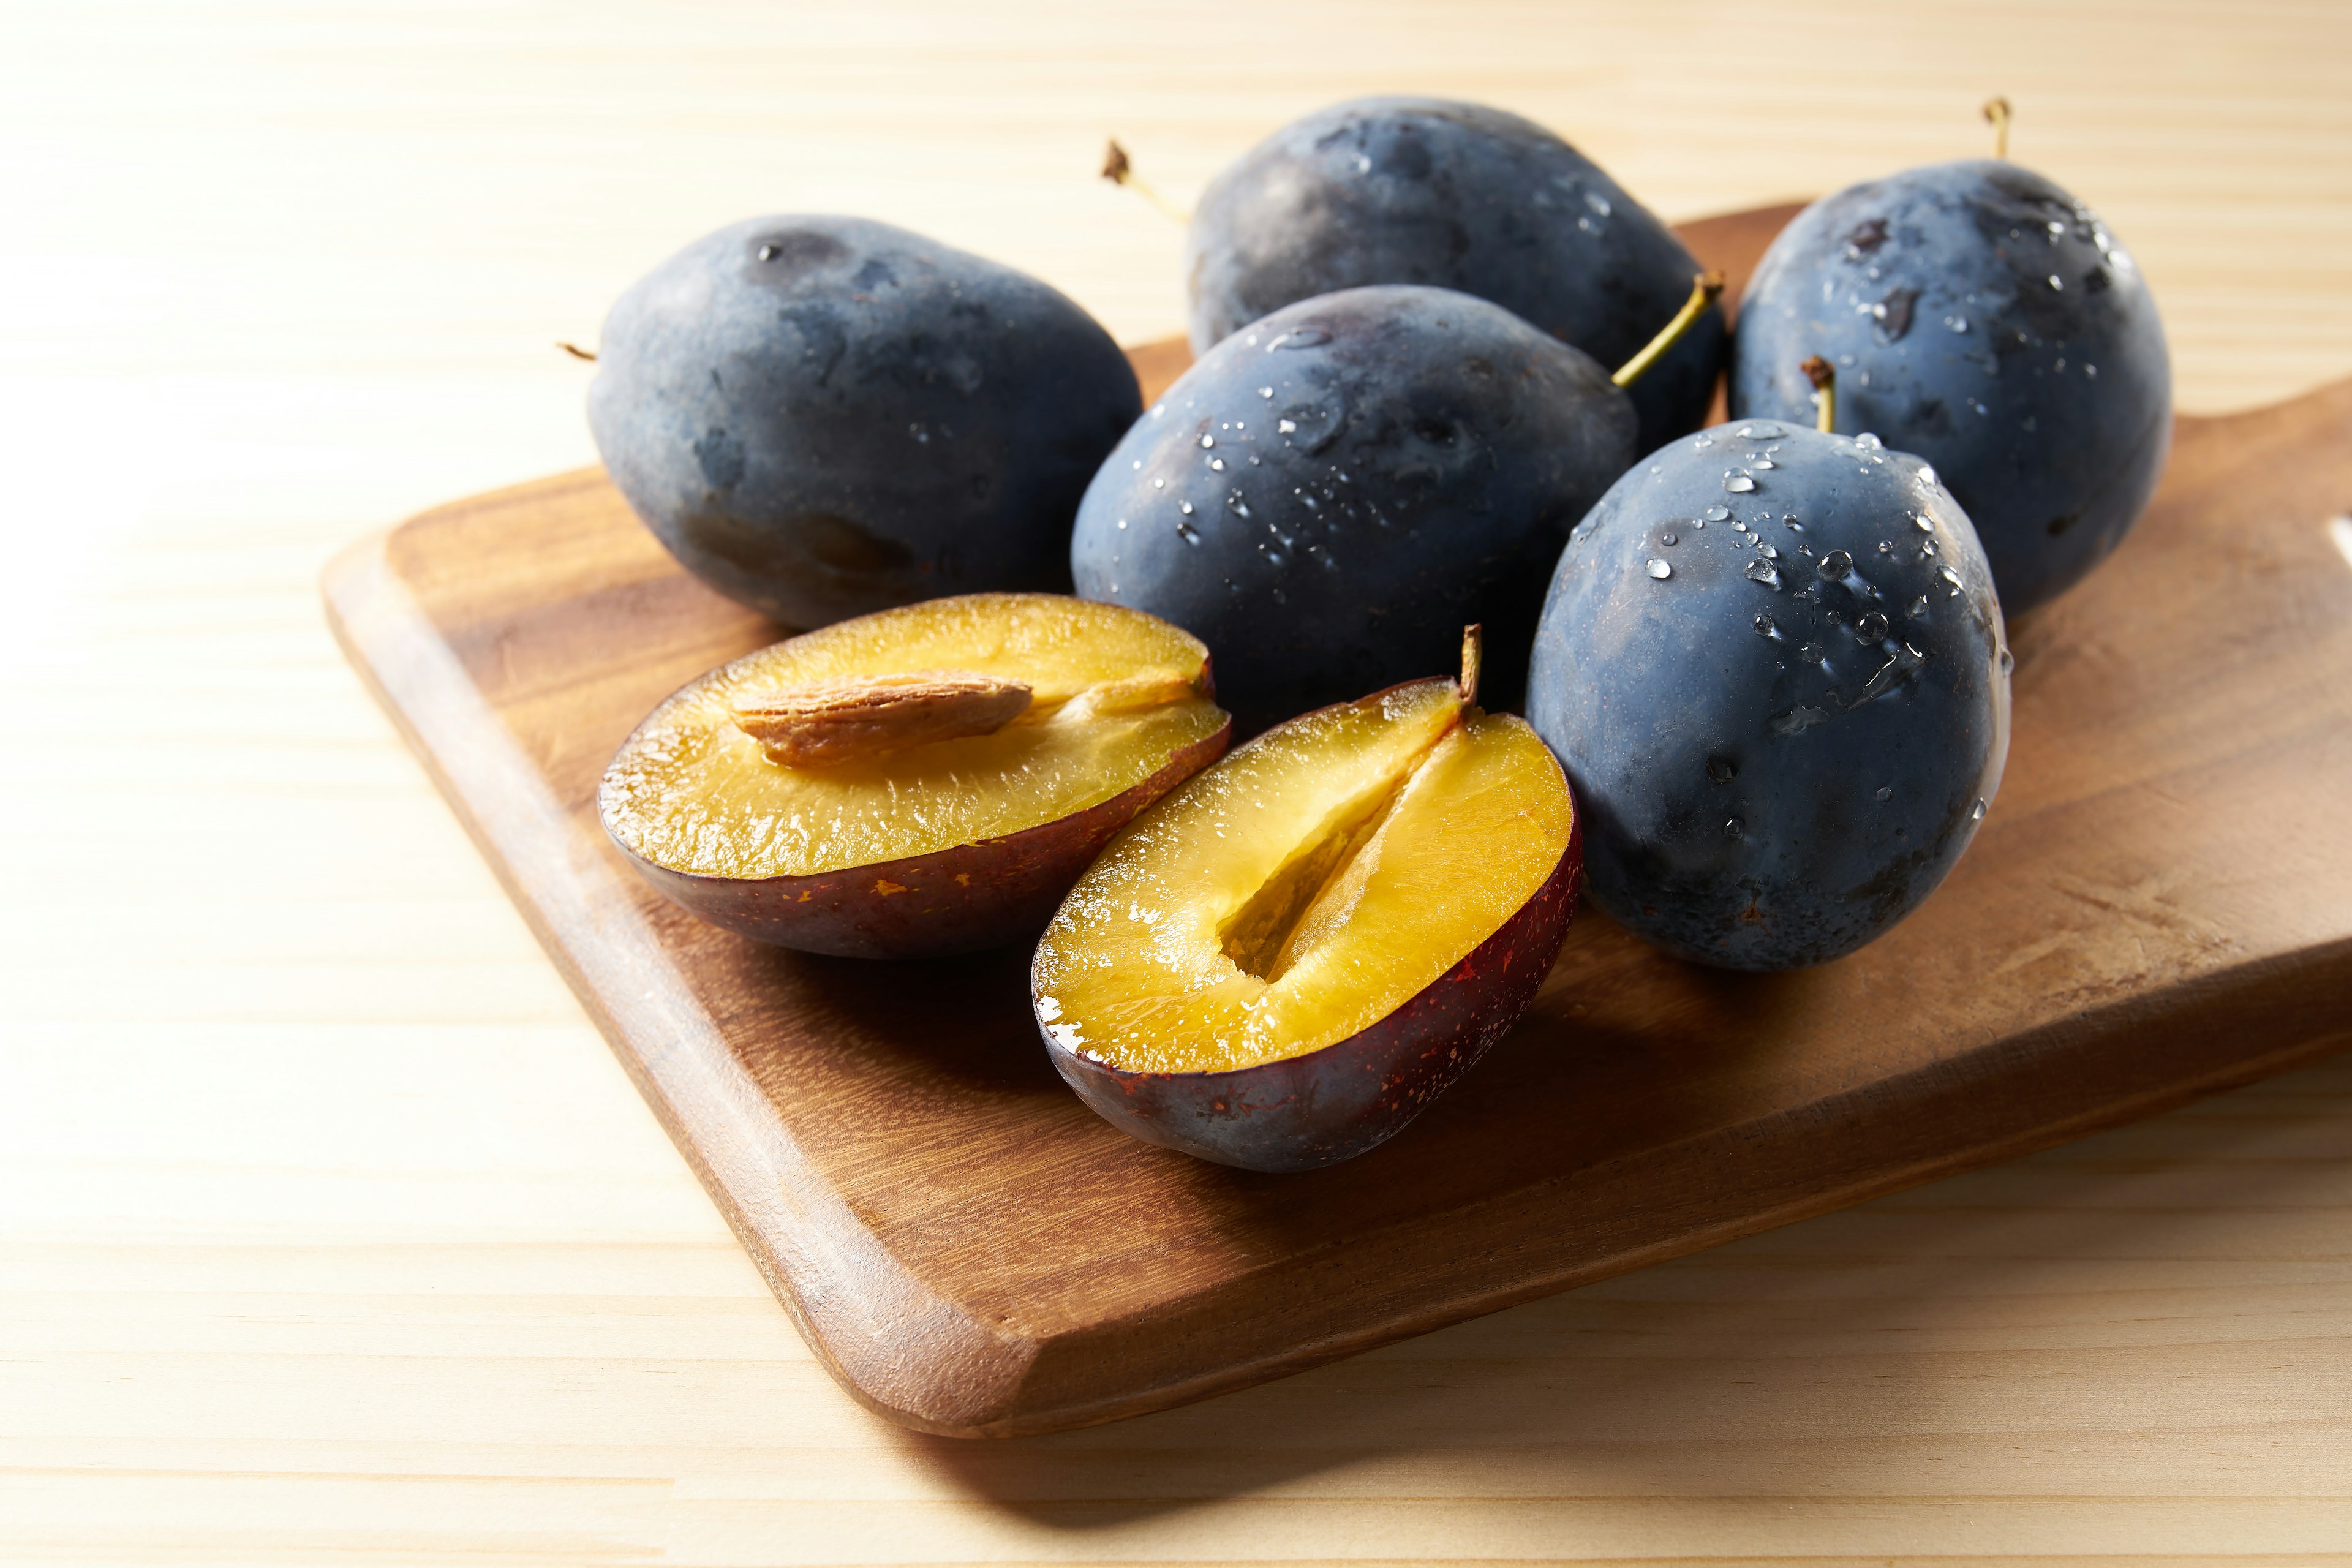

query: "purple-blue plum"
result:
(589, 216), (1140, 628)
(1186, 97), (1723, 456)
(1730, 162), (2169, 613)
(1073, 285), (1637, 736)
(1527, 419), (2011, 970)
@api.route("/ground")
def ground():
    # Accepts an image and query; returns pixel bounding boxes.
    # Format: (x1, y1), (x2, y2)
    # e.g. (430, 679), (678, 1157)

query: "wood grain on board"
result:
(323, 203), (2352, 1438)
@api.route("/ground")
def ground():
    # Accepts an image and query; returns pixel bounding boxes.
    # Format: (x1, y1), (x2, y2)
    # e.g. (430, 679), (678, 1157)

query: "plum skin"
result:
(1187, 96), (1723, 456)
(1072, 285), (1637, 736)
(1041, 818), (1580, 1173)
(589, 216), (1142, 629)
(1526, 423), (2010, 970)
(1730, 160), (2171, 614)
(608, 720), (1229, 960)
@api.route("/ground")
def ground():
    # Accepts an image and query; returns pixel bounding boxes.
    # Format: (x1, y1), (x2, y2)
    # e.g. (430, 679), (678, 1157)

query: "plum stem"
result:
(1983, 96), (2013, 160)
(1611, 271), (1726, 388)
(557, 341), (597, 361)
(1101, 138), (1191, 225)
(1801, 356), (1836, 433)
(1458, 624), (1483, 707)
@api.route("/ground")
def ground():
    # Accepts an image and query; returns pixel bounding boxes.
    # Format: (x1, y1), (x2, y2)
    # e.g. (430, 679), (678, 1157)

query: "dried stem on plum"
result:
(557, 342), (597, 361)
(1458, 624), (1483, 707)
(1611, 271), (1727, 389)
(1101, 138), (1191, 225)
(730, 671), (1032, 767)
(1801, 355), (1836, 433)
(1983, 96), (2013, 160)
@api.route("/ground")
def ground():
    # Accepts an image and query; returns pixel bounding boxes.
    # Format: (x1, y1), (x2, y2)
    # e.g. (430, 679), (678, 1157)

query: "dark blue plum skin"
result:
(1527, 421), (2011, 970)
(589, 216), (1141, 628)
(1730, 161), (2171, 614)
(1186, 97), (1723, 456)
(1072, 285), (1637, 736)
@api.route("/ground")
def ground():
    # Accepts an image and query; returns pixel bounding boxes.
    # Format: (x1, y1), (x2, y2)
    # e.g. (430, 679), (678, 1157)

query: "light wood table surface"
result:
(6, 2), (2350, 1561)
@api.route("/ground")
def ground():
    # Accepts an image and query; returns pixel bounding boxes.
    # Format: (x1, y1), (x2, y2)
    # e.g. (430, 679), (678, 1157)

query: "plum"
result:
(1526, 417), (2010, 969)
(588, 216), (1141, 628)
(599, 594), (1229, 958)
(1034, 636), (1580, 1171)
(1071, 285), (1638, 736)
(1187, 96), (1723, 453)
(1729, 160), (2171, 613)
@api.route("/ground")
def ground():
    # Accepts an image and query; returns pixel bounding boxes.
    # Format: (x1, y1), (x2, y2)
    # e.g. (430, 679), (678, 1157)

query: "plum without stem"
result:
(1730, 160), (2171, 613)
(1526, 418), (2010, 970)
(1187, 96), (1724, 454)
(589, 216), (1141, 628)
(600, 594), (1229, 959)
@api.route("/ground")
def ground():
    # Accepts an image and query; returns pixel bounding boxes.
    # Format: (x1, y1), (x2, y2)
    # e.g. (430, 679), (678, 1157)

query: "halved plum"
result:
(1032, 635), (1580, 1170)
(600, 593), (1231, 958)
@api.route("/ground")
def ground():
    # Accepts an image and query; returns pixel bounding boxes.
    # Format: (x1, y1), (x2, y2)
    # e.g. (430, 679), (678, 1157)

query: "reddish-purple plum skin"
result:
(1041, 818), (1581, 1172)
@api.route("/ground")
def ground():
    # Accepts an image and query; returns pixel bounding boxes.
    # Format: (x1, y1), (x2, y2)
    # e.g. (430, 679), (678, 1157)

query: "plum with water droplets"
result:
(1730, 161), (2170, 612)
(1186, 97), (1724, 455)
(1526, 420), (2011, 969)
(1073, 285), (1636, 735)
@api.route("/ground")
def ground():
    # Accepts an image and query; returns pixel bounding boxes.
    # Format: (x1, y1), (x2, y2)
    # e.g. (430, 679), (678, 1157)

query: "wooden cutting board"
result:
(323, 205), (2352, 1439)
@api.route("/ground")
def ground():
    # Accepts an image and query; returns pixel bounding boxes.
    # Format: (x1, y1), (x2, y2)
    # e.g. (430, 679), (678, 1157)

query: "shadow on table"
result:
(892, 1049), (2345, 1528)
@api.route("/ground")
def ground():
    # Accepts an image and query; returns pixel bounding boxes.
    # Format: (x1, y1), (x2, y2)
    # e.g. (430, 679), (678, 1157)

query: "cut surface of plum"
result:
(1033, 676), (1574, 1078)
(603, 594), (1227, 879)
(598, 593), (1231, 958)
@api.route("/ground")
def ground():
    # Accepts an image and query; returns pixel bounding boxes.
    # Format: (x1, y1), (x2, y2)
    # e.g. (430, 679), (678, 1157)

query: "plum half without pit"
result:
(1032, 631), (1580, 1172)
(599, 594), (1231, 959)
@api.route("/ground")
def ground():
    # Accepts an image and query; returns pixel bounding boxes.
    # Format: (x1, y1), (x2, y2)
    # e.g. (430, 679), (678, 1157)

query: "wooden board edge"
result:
(320, 532), (1070, 1439)
(975, 989), (2352, 1436)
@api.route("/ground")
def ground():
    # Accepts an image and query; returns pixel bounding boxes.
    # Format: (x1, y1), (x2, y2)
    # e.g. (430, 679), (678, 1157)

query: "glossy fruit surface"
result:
(1527, 421), (2009, 970)
(1034, 673), (1578, 1170)
(589, 216), (1141, 628)
(1730, 161), (2171, 613)
(1187, 96), (1722, 454)
(1072, 285), (1635, 735)
(600, 594), (1229, 957)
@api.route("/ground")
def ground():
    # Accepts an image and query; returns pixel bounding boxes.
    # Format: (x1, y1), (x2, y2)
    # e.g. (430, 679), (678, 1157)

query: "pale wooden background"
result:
(6, 1), (2351, 1562)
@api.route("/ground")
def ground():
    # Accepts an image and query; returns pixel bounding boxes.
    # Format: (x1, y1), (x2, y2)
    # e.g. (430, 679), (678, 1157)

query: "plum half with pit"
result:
(1033, 633), (1580, 1171)
(589, 216), (1141, 628)
(1071, 284), (1640, 736)
(1186, 96), (1724, 454)
(599, 594), (1230, 959)
(1526, 417), (2010, 970)
(1729, 161), (2171, 612)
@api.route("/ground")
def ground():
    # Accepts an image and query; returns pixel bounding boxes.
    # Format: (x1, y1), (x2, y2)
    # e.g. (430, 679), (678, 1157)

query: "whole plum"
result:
(1072, 285), (1637, 736)
(1187, 97), (1723, 455)
(1526, 420), (2010, 970)
(589, 216), (1141, 628)
(1730, 162), (2170, 613)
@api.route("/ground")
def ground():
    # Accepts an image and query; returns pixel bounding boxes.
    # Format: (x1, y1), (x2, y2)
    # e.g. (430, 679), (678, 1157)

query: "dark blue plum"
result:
(1186, 97), (1722, 456)
(1730, 161), (2170, 614)
(589, 216), (1140, 628)
(1074, 285), (1637, 736)
(1526, 420), (2010, 970)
